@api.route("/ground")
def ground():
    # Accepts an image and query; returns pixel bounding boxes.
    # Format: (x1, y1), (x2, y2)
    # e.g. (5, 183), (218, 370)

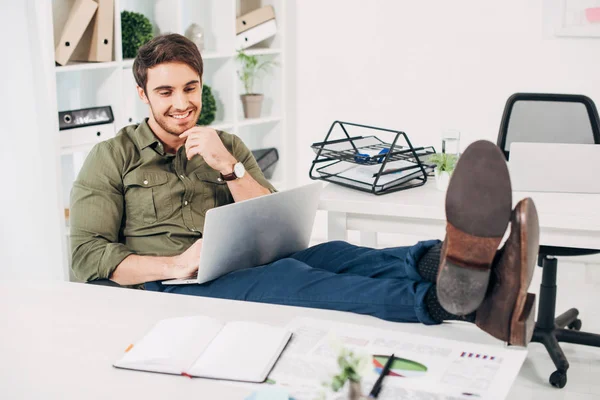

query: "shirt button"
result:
(143, 180), (148, 185)
(184, 200), (188, 206)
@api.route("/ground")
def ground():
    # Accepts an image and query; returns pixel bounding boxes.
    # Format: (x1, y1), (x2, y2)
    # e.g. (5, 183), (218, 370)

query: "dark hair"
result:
(133, 33), (203, 92)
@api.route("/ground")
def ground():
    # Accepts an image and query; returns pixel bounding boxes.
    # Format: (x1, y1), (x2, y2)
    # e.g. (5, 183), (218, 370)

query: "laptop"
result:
(162, 182), (323, 285)
(508, 142), (600, 194)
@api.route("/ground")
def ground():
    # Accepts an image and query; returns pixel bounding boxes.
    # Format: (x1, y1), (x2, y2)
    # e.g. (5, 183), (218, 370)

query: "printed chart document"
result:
(114, 316), (291, 383)
(267, 318), (528, 400)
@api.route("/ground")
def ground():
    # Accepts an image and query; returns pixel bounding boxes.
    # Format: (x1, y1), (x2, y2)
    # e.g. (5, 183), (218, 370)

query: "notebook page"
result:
(187, 321), (292, 382)
(114, 316), (223, 374)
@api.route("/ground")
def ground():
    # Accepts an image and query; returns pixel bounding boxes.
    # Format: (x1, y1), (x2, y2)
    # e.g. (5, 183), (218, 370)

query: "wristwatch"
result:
(219, 161), (246, 181)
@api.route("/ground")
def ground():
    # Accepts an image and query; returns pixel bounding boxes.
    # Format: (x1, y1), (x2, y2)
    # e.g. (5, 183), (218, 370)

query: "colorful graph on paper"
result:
(372, 355), (428, 378)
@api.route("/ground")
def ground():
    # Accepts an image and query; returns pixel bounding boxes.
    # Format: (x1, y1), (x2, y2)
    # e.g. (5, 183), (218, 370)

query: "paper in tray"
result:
(317, 159), (425, 191)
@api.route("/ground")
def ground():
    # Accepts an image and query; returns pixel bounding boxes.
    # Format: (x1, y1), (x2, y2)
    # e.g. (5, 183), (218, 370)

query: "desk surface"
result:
(318, 181), (600, 250)
(1, 281), (599, 399)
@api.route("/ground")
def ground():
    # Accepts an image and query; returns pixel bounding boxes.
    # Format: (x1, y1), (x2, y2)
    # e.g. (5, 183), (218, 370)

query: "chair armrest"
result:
(86, 279), (124, 288)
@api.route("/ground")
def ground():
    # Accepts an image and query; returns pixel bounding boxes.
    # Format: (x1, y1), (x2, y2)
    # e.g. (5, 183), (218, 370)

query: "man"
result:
(71, 34), (539, 346)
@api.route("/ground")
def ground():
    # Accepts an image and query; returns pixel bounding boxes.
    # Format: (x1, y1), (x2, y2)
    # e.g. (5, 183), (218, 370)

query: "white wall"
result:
(0, 1), (66, 280)
(292, 0), (600, 243)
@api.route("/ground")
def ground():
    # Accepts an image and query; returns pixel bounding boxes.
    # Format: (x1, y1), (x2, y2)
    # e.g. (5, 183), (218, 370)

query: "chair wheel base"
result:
(567, 319), (582, 331)
(550, 370), (567, 388)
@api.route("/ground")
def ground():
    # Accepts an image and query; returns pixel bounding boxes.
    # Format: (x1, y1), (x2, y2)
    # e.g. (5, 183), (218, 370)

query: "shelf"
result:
(210, 121), (235, 131)
(237, 116), (282, 128)
(242, 48), (281, 56)
(56, 61), (120, 73)
(203, 51), (234, 60)
(121, 59), (134, 68)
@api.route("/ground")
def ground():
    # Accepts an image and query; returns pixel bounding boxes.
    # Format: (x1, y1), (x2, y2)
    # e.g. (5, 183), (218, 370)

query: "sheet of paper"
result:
(267, 318), (528, 400)
(335, 160), (421, 186)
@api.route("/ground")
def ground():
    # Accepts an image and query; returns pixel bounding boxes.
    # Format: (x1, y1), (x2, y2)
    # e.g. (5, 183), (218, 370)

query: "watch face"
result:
(234, 162), (246, 178)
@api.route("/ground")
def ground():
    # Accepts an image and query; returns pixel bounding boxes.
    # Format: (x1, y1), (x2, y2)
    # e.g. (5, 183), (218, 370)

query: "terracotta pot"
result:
(240, 94), (264, 119)
(434, 168), (451, 191)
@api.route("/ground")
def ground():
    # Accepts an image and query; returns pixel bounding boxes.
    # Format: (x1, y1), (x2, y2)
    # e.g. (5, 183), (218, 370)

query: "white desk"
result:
(319, 181), (600, 250)
(2, 281), (600, 399)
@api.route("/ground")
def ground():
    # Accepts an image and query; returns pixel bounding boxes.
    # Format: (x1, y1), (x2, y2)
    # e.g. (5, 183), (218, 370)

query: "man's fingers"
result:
(185, 145), (203, 160)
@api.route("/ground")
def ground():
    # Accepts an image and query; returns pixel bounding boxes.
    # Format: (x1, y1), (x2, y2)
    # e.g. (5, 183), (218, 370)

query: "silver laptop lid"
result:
(196, 182), (323, 284)
(509, 142), (600, 194)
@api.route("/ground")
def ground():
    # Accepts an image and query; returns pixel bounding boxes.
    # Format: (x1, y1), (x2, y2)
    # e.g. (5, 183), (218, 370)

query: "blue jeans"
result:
(145, 240), (441, 325)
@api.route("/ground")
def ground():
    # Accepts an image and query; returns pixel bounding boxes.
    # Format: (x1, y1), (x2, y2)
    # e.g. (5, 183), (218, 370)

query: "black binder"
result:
(58, 106), (114, 130)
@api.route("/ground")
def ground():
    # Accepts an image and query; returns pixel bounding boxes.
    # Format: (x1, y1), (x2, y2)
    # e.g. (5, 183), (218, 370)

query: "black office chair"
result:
(87, 279), (126, 288)
(497, 93), (600, 388)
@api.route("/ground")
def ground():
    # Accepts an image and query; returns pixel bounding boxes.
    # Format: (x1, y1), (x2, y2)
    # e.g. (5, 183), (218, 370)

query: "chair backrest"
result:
(497, 93), (600, 160)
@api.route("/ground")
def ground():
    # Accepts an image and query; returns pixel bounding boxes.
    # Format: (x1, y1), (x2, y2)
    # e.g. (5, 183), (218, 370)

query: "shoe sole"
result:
(476, 198), (540, 346)
(437, 140), (512, 315)
(509, 198), (539, 346)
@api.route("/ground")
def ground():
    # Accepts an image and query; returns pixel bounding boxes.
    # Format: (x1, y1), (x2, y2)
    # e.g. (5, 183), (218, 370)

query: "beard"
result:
(148, 102), (201, 136)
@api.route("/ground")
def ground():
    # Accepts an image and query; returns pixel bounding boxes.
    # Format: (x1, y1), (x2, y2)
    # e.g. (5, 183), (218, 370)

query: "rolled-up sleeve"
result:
(70, 142), (134, 281)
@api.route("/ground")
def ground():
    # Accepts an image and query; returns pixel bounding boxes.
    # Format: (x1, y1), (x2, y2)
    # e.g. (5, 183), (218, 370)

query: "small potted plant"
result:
(428, 152), (458, 191)
(322, 345), (370, 400)
(236, 49), (277, 119)
(121, 11), (153, 59)
(197, 84), (217, 126)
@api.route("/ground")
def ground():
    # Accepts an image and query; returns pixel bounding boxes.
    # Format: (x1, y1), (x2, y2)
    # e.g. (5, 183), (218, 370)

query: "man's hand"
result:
(180, 127), (237, 174)
(169, 239), (203, 279)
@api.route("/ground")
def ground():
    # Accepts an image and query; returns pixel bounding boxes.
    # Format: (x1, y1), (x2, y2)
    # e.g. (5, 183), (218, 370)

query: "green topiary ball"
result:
(121, 11), (153, 59)
(198, 84), (217, 126)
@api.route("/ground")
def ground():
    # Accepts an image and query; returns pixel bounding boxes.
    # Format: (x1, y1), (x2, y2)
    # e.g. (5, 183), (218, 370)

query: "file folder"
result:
(58, 106), (114, 130)
(236, 5), (276, 35)
(60, 123), (116, 151)
(87, 0), (114, 62)
(235, 19), (277, 50)
(55, 0), (98, 66)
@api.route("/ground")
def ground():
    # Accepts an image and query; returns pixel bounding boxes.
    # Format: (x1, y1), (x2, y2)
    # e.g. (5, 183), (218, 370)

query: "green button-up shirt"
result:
(70, 119), (275, 282)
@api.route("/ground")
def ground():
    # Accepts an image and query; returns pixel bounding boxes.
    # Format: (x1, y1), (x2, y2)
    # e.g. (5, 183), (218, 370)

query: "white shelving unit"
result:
(47, 0), (294, 278)
(51, 0), (292, 212)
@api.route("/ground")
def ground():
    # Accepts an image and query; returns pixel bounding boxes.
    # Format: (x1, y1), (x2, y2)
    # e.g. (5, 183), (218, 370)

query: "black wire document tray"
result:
(309, 121), (437, 195)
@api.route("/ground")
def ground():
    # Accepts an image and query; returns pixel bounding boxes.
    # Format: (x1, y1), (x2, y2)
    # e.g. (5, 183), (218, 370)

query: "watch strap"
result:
(219, 170), (237, 181)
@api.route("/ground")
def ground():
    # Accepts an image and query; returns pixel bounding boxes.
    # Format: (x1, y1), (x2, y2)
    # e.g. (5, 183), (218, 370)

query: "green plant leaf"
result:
(235, 49), (278, 94)
(121, 11), (153, 59)
(428, 153), (458, 172)
(197, 84), (217, 126)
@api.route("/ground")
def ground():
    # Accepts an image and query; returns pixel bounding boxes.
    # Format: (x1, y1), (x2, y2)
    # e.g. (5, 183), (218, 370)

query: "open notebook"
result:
(114, 316), (292, 382)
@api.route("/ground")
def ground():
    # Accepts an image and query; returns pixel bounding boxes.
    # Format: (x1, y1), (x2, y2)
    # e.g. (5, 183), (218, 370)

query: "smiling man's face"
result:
(138, 61), (202, 137)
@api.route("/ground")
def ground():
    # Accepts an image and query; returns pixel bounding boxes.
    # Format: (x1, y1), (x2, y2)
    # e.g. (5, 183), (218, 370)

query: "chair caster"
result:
(567, 319), (582, 331)
(550, 370), (567, 388)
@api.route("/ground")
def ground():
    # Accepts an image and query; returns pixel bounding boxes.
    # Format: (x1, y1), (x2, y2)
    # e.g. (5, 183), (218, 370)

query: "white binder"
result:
(235, 19), (277, 50)
(87, 0), (114, 62)
(236, 5), (276, 35)
(60, 123), (116, 154)
(54, 0), (98, 66)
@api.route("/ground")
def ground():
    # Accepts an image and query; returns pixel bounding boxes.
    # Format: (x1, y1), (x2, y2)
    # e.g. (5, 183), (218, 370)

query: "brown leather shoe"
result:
(437, 140), (513, 315)
(475, 198), (539, 347)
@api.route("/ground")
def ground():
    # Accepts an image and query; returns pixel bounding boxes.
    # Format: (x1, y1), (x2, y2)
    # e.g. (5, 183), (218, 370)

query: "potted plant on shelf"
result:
(428, 152), (458, 191)
(197, 84), (217, 126)
(121, 11), (153, 59)
(236, 49), (277, 119)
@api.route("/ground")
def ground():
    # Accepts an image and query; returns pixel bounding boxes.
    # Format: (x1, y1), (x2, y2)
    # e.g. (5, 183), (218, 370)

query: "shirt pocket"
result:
(193, 171), (233, 215)
(123, 171), (172, 225)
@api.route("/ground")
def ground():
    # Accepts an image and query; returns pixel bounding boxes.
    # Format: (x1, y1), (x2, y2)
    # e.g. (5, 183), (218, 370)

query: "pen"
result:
(369, 353), (394, 398)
